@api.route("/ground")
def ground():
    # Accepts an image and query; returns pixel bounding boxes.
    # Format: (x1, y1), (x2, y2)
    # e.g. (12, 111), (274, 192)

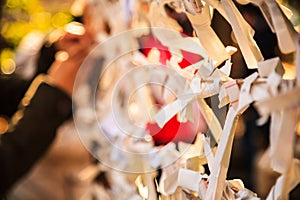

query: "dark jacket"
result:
(0, 75), (72, 197)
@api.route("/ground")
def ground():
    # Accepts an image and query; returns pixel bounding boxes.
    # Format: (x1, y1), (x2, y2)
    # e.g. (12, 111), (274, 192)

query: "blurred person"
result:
(33, 0), (111, 78)
(12, 0), (111, 81)
(5, 1), (112, 199)
(0, 29), (94, 198)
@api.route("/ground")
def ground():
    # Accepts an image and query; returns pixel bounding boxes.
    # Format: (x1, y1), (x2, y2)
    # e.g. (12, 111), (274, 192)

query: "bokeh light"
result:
(0, 48), (16, 74)
(0, 0), (73, 73)
(52, 12), (73, 28)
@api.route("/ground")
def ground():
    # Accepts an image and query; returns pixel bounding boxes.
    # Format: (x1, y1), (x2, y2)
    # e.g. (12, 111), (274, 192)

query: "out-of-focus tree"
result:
(0, 0), (73, 74)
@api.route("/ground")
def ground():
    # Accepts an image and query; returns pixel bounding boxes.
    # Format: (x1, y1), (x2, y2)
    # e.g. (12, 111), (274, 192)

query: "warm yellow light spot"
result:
(297, 121), (300, 136)
(0, 117), (9, 135)
(295, 25), (300, 33)
(11, 111), (23, 126)
(30, 12), (52, 31)
(0, 48), (14, 60)
(64, 22), (85, 35)
(52, 12), (73, 28)
(225, 46), (238, 55)
(135, 176), (148, 199)
(144, 135), (153, 142)
(282, 62), (296, 80)
(55, 51), (69, 62)
(1, 58), (16, 74)
(48, 29), (65, 44)
(21, 96), (31, 107)
(129, 102), (139, 116)
(6, 0), (20, 8)
(70, 0), (85, 17)
(147, 48), (161, 64)
(1, 21), (31, 46)
(0, 49), (16, 74)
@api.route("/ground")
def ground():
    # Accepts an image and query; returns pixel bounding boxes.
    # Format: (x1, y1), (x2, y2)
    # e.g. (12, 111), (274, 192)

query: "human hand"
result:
(48, 29), (94, 97)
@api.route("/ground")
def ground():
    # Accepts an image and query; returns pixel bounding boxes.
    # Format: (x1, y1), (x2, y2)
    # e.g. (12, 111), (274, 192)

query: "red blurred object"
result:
(140, 33), (205, 145)
(146, 115), (198, 146)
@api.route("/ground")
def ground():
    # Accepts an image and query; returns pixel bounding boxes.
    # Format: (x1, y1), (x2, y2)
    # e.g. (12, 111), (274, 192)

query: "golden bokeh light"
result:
(0, 49), (16, 74)
(0, 117), (9, 135)
(55, 51), (69, 62)
(1, 58), (16, 74)
(52, 12), (73, 28)
(64, 22), (85, 35)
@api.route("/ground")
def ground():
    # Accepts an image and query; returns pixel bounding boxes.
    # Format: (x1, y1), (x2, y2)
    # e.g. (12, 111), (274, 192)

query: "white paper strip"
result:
(155, 60), (232, 130)
(198, 98), (223, 143)
(257, 57), (284, 78)
(203, 0), (230, 25)
(223, 80), (240, 110)
(178, 134), (204, 159)
(163, 168), (203, 195)
(265, 0), (296, 54)
(150, 1), (210, 60)
(206, 107), (239, 200)
(236, 72), (258, 112)
(255, 87), (300, 174)
(266, 159), (300, 200)
(221, 0), (264, 69)
(182, 0), (203, 15)
(201, 134), (214, 172)
(186, 3), (230, 65)
(254, 87), (300, 117)
(154, 92), (194, 128)
(237, 0), (276, 33)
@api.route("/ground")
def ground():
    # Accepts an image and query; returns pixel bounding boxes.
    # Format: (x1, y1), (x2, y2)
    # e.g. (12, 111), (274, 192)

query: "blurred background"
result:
(0, 0), (300, 199)
(0, 0), (74, 76)
(0, 0), (299, 75)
